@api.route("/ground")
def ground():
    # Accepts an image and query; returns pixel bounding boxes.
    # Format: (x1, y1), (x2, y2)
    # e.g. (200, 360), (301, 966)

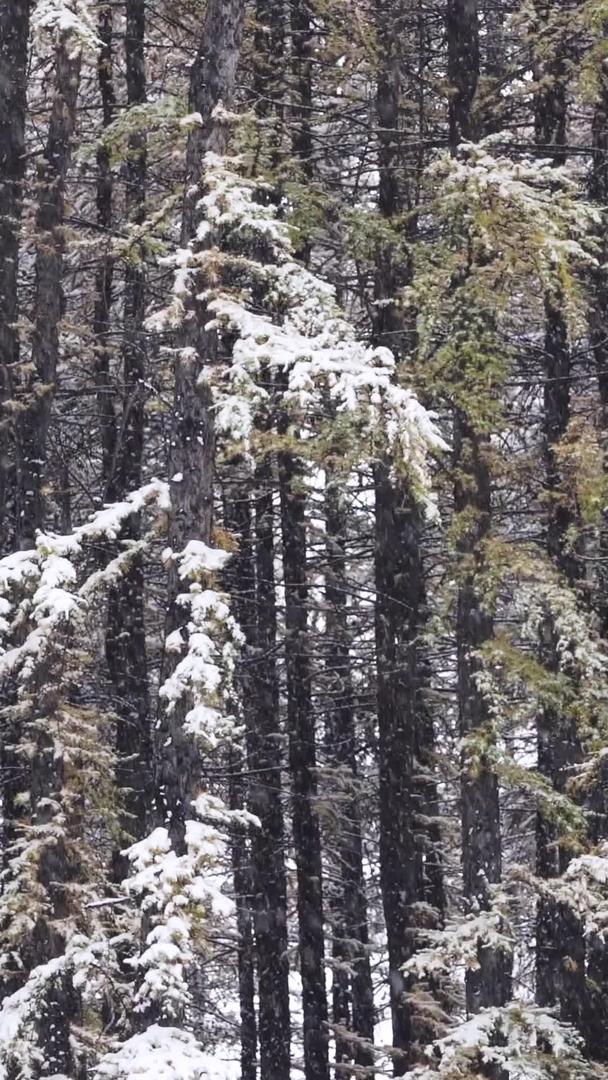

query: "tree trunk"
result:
(156, 0), (245, 851)
(447, 0), (511, 1016)
(290, 0), (313, 263)
(290, 0), (313, 177)
(533, 31), (587, 1033)
(18, 36), (80, 546)
(0, 0), (31, 986)
(230, 750), (258, 1080)
(0, 0), (30, 552)
(324, 475), (375, 1069)
(93, 2), (117, 500)
(278, 433), (329, 1080)
(107, 0), (151, 875)
(224, 473), (259, 1080)
(374, 467), (421, 1067)
(587, 49), (608, 1062)
(454, 410), (511, 1013)
(373, 3), (443, 1067)
(249, 450), (292, 1080)
(283, 8), (329, 1077)
(447, 0), (480, 147)
(534, 301), (586, 1028)
(2, 30), (81, 1060)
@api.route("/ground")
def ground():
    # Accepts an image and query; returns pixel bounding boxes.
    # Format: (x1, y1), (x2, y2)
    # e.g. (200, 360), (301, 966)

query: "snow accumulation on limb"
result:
(117, 535), (254, 1021)
(0, 478), (247, 1074)
(32, 0), (100, 53)
(0, 463), (254, 1073)
(409, 1003), (596, 1080)
(159, 541), (243, 748)
(425, 135), (600, 280)
(0, 477), (253, 1075)
(94, 1024), (215, 1080)
(120, 804), (238, 1019)
(147, 146), (447, 516)
(404, 893), (514, 981)
(0, 479), (170, 676)
(0, 936), (125, 1079)
(525, 840), (608, 940)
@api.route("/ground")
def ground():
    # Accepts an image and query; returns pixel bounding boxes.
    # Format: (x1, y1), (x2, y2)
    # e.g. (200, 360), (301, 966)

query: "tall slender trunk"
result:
(246, 15), (293, 1067)
(106, 0), (151, 873)
(0, 0), (30, 552)
(533, 26), (587, 1032)
(414, 690), (445, 920)
(290, 0), (313, 264)
(0, 0), (31, 986)
(156, 0), (244, 850)
(249, 448), (292, 1080)
(454, 411), (510, 1013)
(254, 0), (285, 124)
(534, 300), (586, 1029)
(225, 474), (258, 1080)
(93, 2), (117, 500)
(373, 3), (443, 1067)
(374, 468), (422, 1066)
(18, 36), (80, 546)
(27, 657), (80, 1076)
(290, 0), (313, 175)
(7, 40), (83, 1067)
(231, 761), (258, 1080)
(447, 0), (480, 147)
(284, 8), (329, 1078)
(586, 58), (608, 1065)
(278, 433), (329, 1080)
(448, 0), (511, 1016)
(324, 475), (375, 1069)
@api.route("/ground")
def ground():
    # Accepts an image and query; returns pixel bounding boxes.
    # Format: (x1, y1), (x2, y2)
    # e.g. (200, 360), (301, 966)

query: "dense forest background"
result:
(3, 0), (608, 1077)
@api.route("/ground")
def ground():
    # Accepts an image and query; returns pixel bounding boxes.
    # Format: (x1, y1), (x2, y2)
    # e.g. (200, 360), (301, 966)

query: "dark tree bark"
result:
(588, 16), (608, 650)
(36, 974), (77, 1078)
(278, 434), (329, 1080)
(239, 15), (293, 1067)
(248, 450), (292, 1080)
(534, 300), (586, 1027)
(533, 1), (567, 165)
(0, 0), (30, 552)
(447, 0), (511, 1016)
(290, 0), (313, 179)
(224, 480), (258, 1080)
(447, 0), (480, 147)
(253, 0), (285, 125)
(414, 651), (445, 922)
(373, 3), (444, 1067)
(374, 0), (413, 333)
(18, 36), (80, 546)
(374, 468), (424, 1067)
(453, 410), (511, 1014)
(223, 472), (268, 1080)
(156, 0), (245, 852)
(281, 8), (330, 1078)
(533, 36), (587, 1034)
(93, 2), (117, 499)
(0, 0), (31, 989)
(0, 31), (81, 1059)
(324, 476), (375, 1069)
(290, 0), (313, 264)
(585, 57), (608, 1065)
(230, 752), (258, 1080)
(106, 0), (151, 874)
